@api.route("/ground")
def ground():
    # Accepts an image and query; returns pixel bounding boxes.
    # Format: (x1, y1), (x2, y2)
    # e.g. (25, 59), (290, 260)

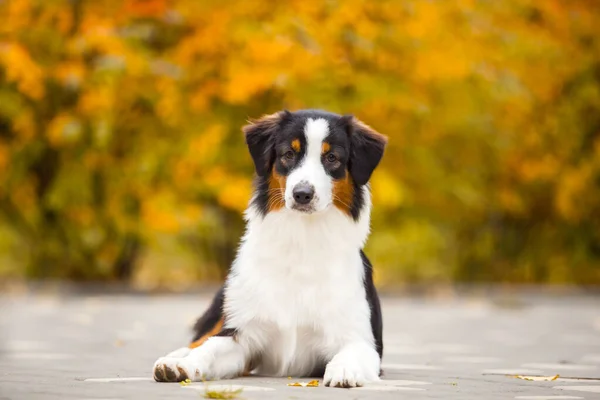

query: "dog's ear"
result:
(339, 115), (387, 186)
(243, 110), (291, 177)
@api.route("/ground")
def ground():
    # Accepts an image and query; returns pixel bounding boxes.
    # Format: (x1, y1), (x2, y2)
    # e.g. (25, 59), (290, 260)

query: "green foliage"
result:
(0, 0), (599, 285)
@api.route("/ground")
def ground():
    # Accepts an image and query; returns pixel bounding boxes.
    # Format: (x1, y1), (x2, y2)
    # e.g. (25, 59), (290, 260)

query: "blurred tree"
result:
(0, 0), (598, 286)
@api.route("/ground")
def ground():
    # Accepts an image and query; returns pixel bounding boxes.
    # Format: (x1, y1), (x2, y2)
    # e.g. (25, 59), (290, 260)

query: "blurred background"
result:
(0, 0), (599, 290)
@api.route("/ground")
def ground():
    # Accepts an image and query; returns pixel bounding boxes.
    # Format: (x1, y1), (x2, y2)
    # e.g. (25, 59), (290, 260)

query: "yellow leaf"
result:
(0, 43), (45, 99)
(514, 375), (559, 381)
(287, 380), (319, 387)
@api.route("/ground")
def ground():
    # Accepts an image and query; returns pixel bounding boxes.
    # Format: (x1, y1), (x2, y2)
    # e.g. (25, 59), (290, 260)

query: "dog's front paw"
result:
(153, 357), (198, 382)
(324, 342), (380, 388)
(324, 359), (365, 388)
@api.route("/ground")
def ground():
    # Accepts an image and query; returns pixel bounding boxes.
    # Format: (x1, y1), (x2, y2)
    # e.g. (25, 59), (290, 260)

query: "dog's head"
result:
(244, 109), (387, 219)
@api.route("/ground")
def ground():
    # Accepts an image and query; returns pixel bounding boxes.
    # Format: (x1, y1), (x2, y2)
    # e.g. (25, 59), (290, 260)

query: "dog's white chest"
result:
(235, 264), (364, 376)
(224, 206), (373, 376)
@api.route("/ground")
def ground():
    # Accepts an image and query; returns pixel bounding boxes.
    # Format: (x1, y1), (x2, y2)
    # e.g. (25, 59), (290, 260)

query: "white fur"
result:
(285, 118), (332, 212)
(154, 337), (246, 381)
(154, 118), (380, 387)
(165, 347), (192, 358)
(324, 341), (381, 387)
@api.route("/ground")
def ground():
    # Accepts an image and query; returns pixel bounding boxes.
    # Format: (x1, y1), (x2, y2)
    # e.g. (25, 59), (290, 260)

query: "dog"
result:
(152, 109), (387, 388)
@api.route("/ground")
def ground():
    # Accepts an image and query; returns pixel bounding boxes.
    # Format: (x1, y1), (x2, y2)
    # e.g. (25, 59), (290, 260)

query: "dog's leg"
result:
(163, 347), (192, 358)
(323, 341), (380, 388)
(153, 336), (247, 382)
(190, 286), (226, 344)
(159, 287), (226, 360)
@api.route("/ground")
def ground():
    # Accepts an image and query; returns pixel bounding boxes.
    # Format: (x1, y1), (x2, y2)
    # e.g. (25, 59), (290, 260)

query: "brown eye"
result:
(326, 153), (337, 163)
(284, 151), (295, 160)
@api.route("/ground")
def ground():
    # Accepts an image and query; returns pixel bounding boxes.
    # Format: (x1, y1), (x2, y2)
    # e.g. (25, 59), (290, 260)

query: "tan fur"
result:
(244, 111), (284, 133)
(268, 169), (286, 212)
(188, 317), (224, 349)
(322, 142), (331, 153)
(332, 172), (354, 217)
(291, 139), (301, 152)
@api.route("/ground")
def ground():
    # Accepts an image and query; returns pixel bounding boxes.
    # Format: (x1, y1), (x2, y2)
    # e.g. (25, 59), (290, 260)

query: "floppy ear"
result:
(243, 110), (290, 177)
(341, 115), (388, 186)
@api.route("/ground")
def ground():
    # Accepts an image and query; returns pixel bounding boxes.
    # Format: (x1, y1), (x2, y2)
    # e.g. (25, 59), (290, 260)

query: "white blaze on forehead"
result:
(284, 117), (332, 211)
(304, 118), (329, 158)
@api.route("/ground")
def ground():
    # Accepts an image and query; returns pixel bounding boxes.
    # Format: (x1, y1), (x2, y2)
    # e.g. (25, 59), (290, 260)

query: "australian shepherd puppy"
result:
(152, 109), (387, 388)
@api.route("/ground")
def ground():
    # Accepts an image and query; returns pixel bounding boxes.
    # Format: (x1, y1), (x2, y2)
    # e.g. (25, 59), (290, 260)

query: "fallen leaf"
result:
(203, 387), (243, 399)
(179, 378), (192, 386)
(287, 380), (319, 387)
(514, 374), (559, 381)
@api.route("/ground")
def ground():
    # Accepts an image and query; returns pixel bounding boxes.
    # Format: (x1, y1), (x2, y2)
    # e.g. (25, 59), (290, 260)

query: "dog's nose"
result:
(293, 184), (315, 205)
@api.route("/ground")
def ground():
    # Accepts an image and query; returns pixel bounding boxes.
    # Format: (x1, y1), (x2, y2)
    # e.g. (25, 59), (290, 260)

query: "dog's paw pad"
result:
(153, 358), (191, 382)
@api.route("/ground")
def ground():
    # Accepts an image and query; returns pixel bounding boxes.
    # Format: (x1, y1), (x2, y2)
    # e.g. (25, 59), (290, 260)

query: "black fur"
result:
(361, 250), (383, 359)
(191, 286), (239, 341)
(345, 119), (387, 186)
(191, 286), (225, 342)
(350, 180), (365, 221)
(215, 328), (237, 337)
(243, 110), (291, 177)
(250, 175), (272, 217)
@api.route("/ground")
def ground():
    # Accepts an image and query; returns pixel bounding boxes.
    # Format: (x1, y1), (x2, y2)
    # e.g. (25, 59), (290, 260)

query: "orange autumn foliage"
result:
(0, 0), (599, 285)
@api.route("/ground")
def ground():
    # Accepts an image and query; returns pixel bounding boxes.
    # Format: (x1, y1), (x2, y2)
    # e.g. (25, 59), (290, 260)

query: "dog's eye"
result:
(284, 151), (295, 160)
(325, 153), (338, 163)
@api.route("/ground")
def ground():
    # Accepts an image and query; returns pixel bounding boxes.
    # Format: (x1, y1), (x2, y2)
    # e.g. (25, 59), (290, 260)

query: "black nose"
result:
(293, 184), (315, 205)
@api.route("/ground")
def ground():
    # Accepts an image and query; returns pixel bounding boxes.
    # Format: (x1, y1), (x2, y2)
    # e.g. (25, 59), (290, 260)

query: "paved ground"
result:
(1, 288), (600, 399)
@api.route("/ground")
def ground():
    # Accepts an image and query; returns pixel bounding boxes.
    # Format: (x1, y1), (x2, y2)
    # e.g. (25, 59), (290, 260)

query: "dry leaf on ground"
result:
(287, 380), (319, 387)
(203, 388), (243, 399)
(514, 374), (559, 381)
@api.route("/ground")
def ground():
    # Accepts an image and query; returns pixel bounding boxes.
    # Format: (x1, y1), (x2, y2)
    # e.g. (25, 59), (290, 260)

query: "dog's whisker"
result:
(332, 194), (352, 209)
(266, 193), (285, 209)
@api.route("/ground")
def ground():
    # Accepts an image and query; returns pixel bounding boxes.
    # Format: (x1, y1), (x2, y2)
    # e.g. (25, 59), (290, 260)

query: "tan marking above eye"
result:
(321, 142), (331, 154)
(291, 139), (301, 152)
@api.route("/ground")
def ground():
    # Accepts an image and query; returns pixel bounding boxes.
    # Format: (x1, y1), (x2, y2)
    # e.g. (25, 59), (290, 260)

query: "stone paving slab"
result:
(1, 291), (600, 399)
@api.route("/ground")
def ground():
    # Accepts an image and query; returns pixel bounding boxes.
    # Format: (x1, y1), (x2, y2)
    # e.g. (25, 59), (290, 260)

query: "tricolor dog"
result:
(152, 109), (387, 388)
